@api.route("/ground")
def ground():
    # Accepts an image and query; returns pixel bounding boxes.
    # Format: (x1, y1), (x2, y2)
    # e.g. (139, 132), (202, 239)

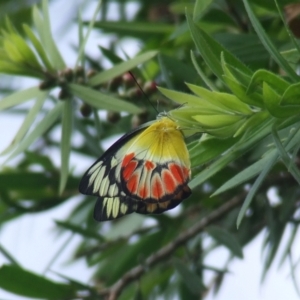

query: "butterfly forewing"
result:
(79, 117), (191, 221)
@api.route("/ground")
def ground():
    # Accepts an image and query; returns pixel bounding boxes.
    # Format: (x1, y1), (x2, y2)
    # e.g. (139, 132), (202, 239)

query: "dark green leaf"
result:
(0, 265), (75, 299)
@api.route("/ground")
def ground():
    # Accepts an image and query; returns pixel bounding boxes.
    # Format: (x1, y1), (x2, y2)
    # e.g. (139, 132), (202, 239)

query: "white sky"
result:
(0, 1), (299, 299)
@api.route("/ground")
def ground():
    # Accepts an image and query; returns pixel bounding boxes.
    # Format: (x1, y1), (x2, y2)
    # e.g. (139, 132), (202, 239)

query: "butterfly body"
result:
(79, 117), (191, 221)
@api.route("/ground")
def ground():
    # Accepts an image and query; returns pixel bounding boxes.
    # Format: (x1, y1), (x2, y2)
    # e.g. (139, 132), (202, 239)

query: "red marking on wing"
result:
(122, 153), (135, 167)
(151, 175), (164, 200)
(127, 173), (139, 193)
(162, 170), (176, 193)
(144, 160), (155, 171)
(138, 185), (149, 198)
(169, 163), (186, 184)
(122, 160), (138, 180)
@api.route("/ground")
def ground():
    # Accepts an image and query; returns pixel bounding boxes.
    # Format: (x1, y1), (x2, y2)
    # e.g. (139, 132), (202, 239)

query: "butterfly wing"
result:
(120, 117), (191, 203)
(79, 117), (191, 221)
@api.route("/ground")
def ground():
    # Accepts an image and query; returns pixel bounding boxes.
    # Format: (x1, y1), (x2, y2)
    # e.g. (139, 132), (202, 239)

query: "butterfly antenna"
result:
(129, 71), (159, 114)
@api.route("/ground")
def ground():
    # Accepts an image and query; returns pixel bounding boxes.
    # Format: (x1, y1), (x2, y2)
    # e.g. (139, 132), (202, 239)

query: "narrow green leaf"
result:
(243, 0), (298, 82)
(98, 46), (123, 64)
(189, 151), (236, 190)
(75, 0), (102, 67)
(23, 24), (53, 71)
(93, 21), (173, 35)
(206, 226), (243, 258)
(189, 136), (237, 166)
(281, 82), (300, 105)
(272, 126), (300, 185)
(59, 100), (73, 194)
(4, 103), (63, 164)
(69, 83), (141, 114)
(236, 151), (278, 228)
(0, 265), (74, 299)
(247, 69), (289, 95)
(173, 258), (204, 294)
(1, 93), (47, 155)
(33, 0), (65, 70)
(55, 221), (104, 241)
(213, 148), (276, 196)
(263, 83), (300, 118)
(88, 51), (158, 86)
(224, 76), (264, 108)
(190, 50), (217, 91)
(0, 86), (44, 110)
(193, 0), (213, 20)
(0, 244), (19, 265)
(186, 13), (251, 82)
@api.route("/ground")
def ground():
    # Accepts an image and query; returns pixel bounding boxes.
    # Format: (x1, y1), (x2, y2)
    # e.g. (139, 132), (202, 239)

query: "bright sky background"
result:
(0, 1), (299, 299)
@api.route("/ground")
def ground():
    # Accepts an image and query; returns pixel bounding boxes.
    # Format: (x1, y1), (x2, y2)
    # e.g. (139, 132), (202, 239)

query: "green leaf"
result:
(186, 13), (252, 82)
(4, 102), (63, 163)
(189, 136), (237, 166)
(263, 83), (300, 118)
(247, 69), (289, 95)
(242, 0), (298, 82)
(59, 99), (73, 194)
(0, 244), (19, 265)
(187, 83), (253, 114)
(23, 24), (53, 71)
(1, 93), (47, 155)
(212, 148), (276, 196)
(173, 258), (204, 295)
(193, 114), (244, 128)
(193, 0), (213, 20)
(69, 83), (141, 114)
(281, 82), (300, 105)
(0, 86), (44, 110)
(236, 151), (278, 228)
(75, 0), (102, 67)
(158, 54), (198, 85)
(93, 21), (173, 37)
(0, 265), (74, 299)
(55, 221), (104, 241)
(224, 76), (264, 108)
(206, 226), (243, 258)
(88, 50), (158, 86)
(190, 50), (216, 91)
(158, 87), (224, 112)
(272, 126), (300, 185)
(33, 1), (65, 70)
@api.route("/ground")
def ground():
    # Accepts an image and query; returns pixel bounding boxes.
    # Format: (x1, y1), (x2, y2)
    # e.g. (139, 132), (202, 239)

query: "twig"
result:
(102, 193), (244, 300)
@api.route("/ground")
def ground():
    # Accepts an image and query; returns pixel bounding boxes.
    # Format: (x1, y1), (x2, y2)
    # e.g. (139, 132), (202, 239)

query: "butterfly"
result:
(79, 116), (191, 221)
